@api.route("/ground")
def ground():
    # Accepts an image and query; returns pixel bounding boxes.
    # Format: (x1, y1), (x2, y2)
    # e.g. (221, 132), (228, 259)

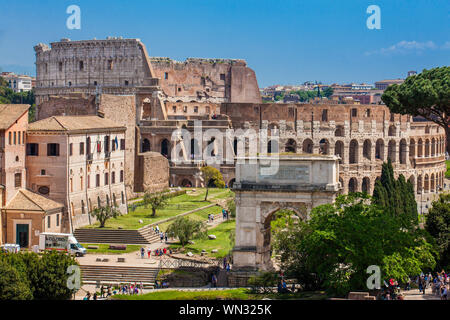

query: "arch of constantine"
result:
(232, 155), (340, 271)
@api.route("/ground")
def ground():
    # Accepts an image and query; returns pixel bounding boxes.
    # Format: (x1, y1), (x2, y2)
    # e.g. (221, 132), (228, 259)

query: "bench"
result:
(117, 257), (126, 263)
(88, 245), (99, 250)
(109, 245), (127, 250)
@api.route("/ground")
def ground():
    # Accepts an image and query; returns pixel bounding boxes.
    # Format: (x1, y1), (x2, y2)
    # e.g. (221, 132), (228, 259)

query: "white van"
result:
(38, 233), (86, 257)
(1, 243), (20, 253)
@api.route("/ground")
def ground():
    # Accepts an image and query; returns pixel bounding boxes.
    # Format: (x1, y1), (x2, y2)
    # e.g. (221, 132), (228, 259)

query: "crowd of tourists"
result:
(416, 271), (448, 299)
(140, 246), (172, 259)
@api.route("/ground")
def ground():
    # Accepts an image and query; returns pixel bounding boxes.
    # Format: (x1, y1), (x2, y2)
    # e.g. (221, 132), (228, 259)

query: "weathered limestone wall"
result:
(36, 93), (97, 120)
(135, 152), (169, 193)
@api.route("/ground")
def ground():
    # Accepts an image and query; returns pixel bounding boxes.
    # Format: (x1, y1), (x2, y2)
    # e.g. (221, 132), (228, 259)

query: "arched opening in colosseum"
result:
(285, 139), (297, 153)
(424, 174), (429, 193)
(388, 140), (396, 162)
(363, 140), (371, 160)
(319, 139), (329, 155)
(399, 139), (407, 164)
(425, 139), (430, 157)
(207, 138), (216, 157)
(228, 178), (236, 188)
(418, 139), (423, 157)
(302, 139), (313, 154)
(191, 139), (200, 159)
(335, 125), (344, 137)
(362, 177), (370, 194)
(349, 140), (358, 164)
(348, 178), (357, 193)
(161, 139), (170, 158)
(339, 177), (344, 194)
(141, 138), (151, 152)
(409, 139), (416, 158)
(431, 173), (435, 192)
(375, 139), (384, 160)
(417, 175), (423, 194)
(431, 138), (436, 156)
(180, 179), (192, 187)
(408, 175), (415, 192)
(233, 138), (238, 156)
(335, 141), (344, 163)
(268, 140), (279, 154)
(388, 125), (396, 137)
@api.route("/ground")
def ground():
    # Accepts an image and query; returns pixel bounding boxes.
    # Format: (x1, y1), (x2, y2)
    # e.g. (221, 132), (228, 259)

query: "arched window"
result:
(348, 178), (358, 193)
(388, 140), (396, 162)
(363, 140), (371, 160)
(417, 139), (423, 157)
(349, 140), (358, 164)
(142, 138), (150, 152)
(335, 141), (344, 163)
(319, 139), (329, 155)
(362, 177), (370, 193)
(285, 139), (297, 153)
(302, 139), (313, 154)
(399, 139), (407, 164)
(409, 139), (416, 158)
(335, 125), (344, 137)
(430, 173), (435, 191)
(425, 139), (430, 157)
(268, 139), (279, 154)
(431, 138), (436, 156)
(424, 174), (429, 192)
(161, 139), (170, 158)
(417, 175), (423, 194)
(388, 125), (396, 137)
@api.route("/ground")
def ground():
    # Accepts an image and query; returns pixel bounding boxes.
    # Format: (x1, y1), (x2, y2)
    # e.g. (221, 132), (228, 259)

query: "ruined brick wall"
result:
(36, 93), (97, 120)
(151, 58), (261, 104)
(135, 151), (169, 193)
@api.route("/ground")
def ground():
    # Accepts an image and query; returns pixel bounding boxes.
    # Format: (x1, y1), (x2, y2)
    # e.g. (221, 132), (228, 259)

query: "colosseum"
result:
(33, 37), (447, 206)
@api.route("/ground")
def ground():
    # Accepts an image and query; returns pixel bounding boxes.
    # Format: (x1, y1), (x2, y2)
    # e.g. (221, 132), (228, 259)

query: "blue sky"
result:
(0, 0), (448, 87)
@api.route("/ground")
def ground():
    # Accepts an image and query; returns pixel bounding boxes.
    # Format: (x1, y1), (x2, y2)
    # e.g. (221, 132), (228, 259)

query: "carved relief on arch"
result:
(259, 201), (308, 222)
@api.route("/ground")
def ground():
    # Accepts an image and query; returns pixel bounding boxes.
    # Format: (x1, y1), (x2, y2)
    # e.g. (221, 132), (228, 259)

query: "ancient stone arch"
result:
(232, 155), (340, 271)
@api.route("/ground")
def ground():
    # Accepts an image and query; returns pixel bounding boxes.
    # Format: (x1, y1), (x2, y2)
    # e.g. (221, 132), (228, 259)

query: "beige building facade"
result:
(26, 116), (128, 231)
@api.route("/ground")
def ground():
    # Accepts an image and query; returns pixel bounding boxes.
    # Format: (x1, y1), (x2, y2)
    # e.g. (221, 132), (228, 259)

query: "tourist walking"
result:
(140, 247), (145, 259)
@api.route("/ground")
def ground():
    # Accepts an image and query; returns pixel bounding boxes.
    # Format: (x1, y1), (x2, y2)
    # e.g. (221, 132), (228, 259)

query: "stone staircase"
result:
(74, 229), (150, 245)
(139, 228), (165, 243)
(80, 265), (160, 288)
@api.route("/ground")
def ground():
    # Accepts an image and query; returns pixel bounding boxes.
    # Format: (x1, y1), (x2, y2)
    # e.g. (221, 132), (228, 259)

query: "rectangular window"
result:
(96, 174), (100, 187)
(366, 109), (371, 117)
(18, 132), (21, 145)
(220, 74), (225, 81)
(13, 132), (16, 145)
(104, 136), (110, 153)
(79, 61), (84, 71)
(69, 143), (73, 156)
(47, 216), (51, 229)
(56, 214), (60, 227)
(164, 72), (168, 80)
(87, 175), (90, 189)
(59, 62), (63, 72)
(14, 173), (21, 188)
(172, 106), (177, 113)
(322, 109), (328, 122)
(41, 170), (46, 176)
(8, 132), (11, 145)
(108, 60), (113, 70)
(194, 106), (198, 113)
(80, 142), (85, 155)
(22, 131), (25, 144)
(47, 143), (60, 156)
(26, 143), (39, 156)
(351, 108), (357, 117)
(105, 173), (109, 185)
(120, 139), (125, 150)
(120, 170), (124, 183)
(112, 172), (116, 184)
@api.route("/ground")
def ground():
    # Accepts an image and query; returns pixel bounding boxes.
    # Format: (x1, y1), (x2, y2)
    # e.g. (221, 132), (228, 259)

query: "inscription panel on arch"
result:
(258, 164), (309, 183)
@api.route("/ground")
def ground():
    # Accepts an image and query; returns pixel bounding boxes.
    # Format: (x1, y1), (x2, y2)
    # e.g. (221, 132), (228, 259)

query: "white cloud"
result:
(442, 41), (450, 49)
(365, 40), (438, 56)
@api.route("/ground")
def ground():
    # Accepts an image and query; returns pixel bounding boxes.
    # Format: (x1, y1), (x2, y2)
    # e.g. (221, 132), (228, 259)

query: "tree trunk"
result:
(152, 208), (156, 217)
(204, 188), (209, 201)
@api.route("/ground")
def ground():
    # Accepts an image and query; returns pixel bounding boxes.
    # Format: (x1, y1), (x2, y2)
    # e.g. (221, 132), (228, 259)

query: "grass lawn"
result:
(158, 205), (224, 232)
(169, 220), (235, 258)
(81, 243), (142, 254)
(84, 188), (234, 230)
(113, 288), (328, 300)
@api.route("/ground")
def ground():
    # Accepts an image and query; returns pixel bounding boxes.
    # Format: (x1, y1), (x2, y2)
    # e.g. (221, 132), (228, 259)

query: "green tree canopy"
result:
(425, 193), (450, 269)
(0, 260), (33, 300)
(372, 160), (418, 229)
(201, 166), (225, 201)
(143, 190), (169, 217)
(166, 216), (206, 247)
(274, 193), (435, 296)
(90, 205), (121, 228)
(381, 66), (450, 151)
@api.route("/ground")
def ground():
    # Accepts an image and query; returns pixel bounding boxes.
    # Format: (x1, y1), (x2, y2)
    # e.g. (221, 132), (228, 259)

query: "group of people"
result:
(222, 209), (230, 220)
(154, 280), (169, 289)
(222, 257), (231, 272)
(417, 271), (448, 300)
(83, 285), (114, 300)
(140, 246), (172, 259)
(119, 282), (144, 295)
(151, 225), (169, 243)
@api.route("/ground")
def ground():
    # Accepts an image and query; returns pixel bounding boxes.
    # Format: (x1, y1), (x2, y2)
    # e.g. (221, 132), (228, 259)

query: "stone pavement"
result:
(401, 288), (441, 300)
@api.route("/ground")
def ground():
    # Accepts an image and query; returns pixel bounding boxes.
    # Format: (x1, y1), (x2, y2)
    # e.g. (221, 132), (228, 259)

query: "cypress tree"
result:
(372, 160), (418, 228)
